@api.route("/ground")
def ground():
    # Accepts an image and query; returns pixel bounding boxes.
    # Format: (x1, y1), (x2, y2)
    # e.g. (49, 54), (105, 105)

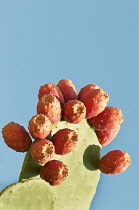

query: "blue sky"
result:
(0, 1), (138, 210)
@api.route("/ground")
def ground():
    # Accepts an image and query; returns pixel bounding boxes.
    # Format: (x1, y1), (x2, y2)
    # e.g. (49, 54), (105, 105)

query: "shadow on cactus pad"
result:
(83, 145), (101, 171)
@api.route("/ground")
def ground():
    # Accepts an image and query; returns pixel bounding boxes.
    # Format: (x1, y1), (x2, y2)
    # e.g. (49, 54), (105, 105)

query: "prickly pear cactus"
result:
(0, 119), (101, 210)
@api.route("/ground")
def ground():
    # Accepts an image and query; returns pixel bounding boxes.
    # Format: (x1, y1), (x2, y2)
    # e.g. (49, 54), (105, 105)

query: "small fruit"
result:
(80, 88), (109, 118)
(40, 160), (68, 186)
(63, 100), (86, 124)
(31, 139), (55, 164)
(57, 79), (77, 102)
(38, 83), (65, 106)
(95, 126), (120, 146)
(2, 122), (32, 152)
(98, 150), (131, 174)
(37, 94), (62, 124)
(51, 128), (78, 155)
(78, 83), (99, 99)
(88, 106), (123, 130)
(28, 114), (52, 140)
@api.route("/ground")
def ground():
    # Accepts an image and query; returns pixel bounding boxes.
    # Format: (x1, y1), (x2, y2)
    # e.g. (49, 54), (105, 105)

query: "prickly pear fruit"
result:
(98, 150), (131, 174)
(57, 79), (77, 102)
(51, 128), (78, 155)
(95, 126), (120, 146)
(37, 94), (62, 124)
(80, 88), (109, 118)
(63, 100), (86, 124)
(40, 160), (68, 186)
(38, 83), (65, 106)
(31, 139), (55, 164)
(2, 122), (32, 152)
(78, 83), (99, 99)
(88, 106), (123, 130)
(28, 114), (52, 140)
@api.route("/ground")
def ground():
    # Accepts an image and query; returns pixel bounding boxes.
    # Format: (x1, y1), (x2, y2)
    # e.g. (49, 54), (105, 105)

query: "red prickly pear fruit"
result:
(80, 88), (109, 118)
(28, 114), (52, 140)
(2, 122), (32, 152)
(88, 106), (124, 130)
(63, 100), (86, 124)
(40, 160), (68, 186)
(38, 83), (65, 107)
(31, 139), (55, 164)
(98, 150), (131, 174)
(95, 126), (120, 146)
(37, 94), (62, 124)
(78, 83), (99, 99)
(57, 79), (77, 102)
(51, 128), (78, 155)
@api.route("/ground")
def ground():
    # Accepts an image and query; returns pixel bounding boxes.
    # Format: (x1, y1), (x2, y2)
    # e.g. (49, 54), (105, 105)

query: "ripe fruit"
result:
(38, 83), (65, 106)
(80, 88), (109, 118)
(51, 128), (78, 155)
(37, 94), (62, 124)
(40, 160), (68, 186)
(2, 122), (32, 152)
(63, 100), (86, 124)
(28, 114), (52, 140)
(88, 106), (124, 130)
(95, 126), (120, 146)
(78, 83), (99, 99)
(57, 79), (77, 102)
(98, 150), (131, 174)
(31, 139), (55, 164)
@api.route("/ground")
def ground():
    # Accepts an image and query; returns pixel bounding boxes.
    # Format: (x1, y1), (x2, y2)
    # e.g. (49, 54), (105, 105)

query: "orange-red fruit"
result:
(88, 106), (123, 130)
(2, 122), (32, 152)
(38, 83), (65, 106)
(95, 126), (120, 146)
(78, 83), (99, 99)
(80, 88), (109, 118)
(40, 160), (68, 186)
(57, 79), (77, 102)
(51, 128), (78, 155)
(31, 139), (55, 164)
(28, 114), (52, 140)
(37, 94), (62, 124)
(63, 100), (86, 124)
(98, 150), (131, 174)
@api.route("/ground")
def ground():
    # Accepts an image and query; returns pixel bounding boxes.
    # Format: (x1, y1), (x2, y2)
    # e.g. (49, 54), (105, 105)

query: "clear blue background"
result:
(0, 1), (138, 210)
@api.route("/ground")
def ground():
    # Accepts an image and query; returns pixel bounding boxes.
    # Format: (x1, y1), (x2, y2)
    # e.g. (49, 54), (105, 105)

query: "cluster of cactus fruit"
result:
(1, 79), (131, 187)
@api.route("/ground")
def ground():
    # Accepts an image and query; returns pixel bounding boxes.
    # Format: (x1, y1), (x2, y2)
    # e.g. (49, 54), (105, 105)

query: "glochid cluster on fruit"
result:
(1, 79), (131, 185)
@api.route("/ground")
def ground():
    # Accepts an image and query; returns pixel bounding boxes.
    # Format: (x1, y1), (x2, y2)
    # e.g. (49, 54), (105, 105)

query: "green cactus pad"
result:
(0, 179), (55, 210)
(1, 119), (101, 210)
